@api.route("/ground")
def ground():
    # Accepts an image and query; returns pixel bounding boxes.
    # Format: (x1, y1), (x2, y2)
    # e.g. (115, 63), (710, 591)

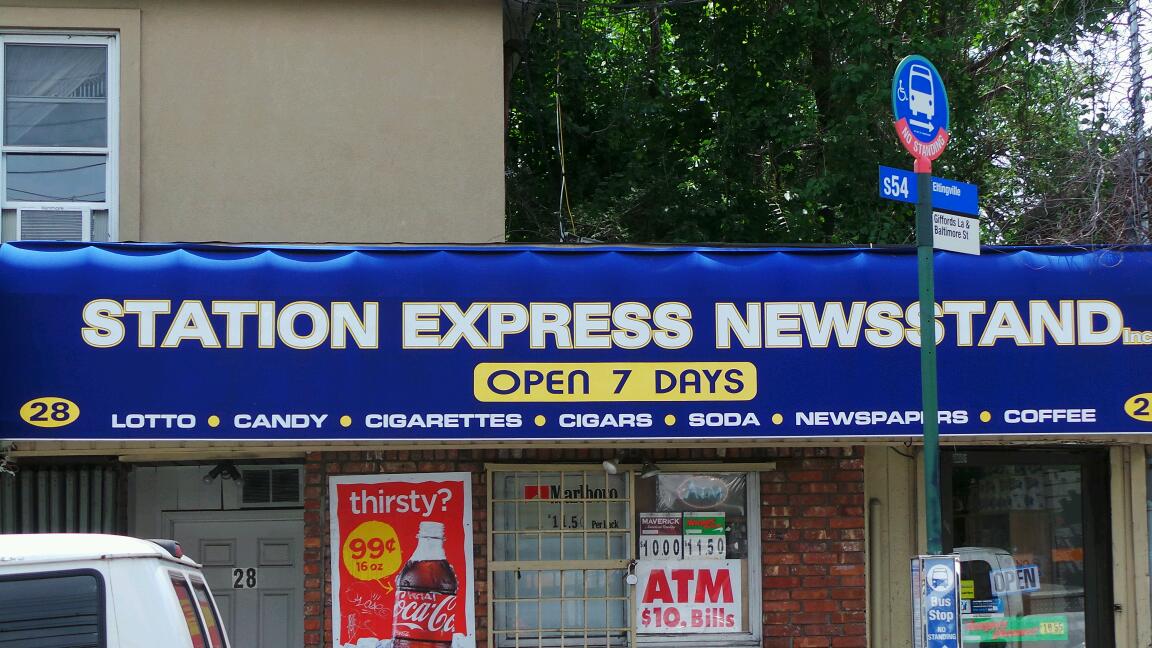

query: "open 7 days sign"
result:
(635, 560), (743, 634)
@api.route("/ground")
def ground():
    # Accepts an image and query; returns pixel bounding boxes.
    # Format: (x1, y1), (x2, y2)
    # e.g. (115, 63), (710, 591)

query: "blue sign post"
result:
(912, 555), (961, 648)
(892, 54), (951, 556)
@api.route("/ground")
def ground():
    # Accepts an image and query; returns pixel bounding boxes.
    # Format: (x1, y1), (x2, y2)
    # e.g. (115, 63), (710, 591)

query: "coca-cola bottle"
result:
(392, 521), (459, 648)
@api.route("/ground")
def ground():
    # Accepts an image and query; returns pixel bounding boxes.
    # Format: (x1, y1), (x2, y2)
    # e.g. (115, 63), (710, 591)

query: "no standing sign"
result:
(892, 55), (950, 172)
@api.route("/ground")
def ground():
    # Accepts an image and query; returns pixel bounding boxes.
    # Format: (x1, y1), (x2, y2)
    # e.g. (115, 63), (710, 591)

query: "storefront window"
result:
(490, 469), (632, 647)
(948, 451), (1112, 647)
(633, 472), (758, 645)
(489, 467), (760, 647)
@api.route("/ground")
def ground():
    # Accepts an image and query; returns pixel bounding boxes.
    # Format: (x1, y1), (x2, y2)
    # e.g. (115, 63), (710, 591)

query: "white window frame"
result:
(633, 468), (762, 648)
(0, 32), (119, 240)
(486, 464), (765, 648)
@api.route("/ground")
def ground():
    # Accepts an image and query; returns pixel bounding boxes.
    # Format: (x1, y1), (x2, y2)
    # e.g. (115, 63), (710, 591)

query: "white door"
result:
(165, 510), (305, 648)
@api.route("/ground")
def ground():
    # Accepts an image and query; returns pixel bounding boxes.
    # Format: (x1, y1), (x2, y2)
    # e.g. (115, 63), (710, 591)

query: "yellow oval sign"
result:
(1123, 393), (1152, 422)
(19, 397), (80, 428)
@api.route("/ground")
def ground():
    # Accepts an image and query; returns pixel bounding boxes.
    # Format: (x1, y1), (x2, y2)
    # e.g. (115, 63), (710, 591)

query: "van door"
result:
(944, 448), (1112, 648)
(165, 510), (305, 648)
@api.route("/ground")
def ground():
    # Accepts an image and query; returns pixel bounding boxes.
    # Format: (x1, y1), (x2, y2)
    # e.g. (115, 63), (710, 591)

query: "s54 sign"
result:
(635, 560), (742, 634)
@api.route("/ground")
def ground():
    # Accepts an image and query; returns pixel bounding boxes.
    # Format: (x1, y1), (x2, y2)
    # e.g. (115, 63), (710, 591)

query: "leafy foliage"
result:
(504, 0), (1141, 245)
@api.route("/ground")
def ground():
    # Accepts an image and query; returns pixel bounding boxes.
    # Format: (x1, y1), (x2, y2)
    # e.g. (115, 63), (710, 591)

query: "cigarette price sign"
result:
(639, 513), (684, 559)
(683, 512), (726, 559)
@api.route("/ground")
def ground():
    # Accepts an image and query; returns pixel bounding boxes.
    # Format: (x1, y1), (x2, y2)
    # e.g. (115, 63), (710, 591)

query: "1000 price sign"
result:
(639, 537), (683, 559)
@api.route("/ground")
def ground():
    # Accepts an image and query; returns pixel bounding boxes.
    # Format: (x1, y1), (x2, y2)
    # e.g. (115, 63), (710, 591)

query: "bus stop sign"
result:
(892, 55), (950, 171)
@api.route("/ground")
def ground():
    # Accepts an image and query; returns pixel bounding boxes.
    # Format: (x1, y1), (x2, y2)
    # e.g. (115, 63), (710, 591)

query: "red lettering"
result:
(670, 569), (693, 602)
(695, 569), (733, 603)
(642, 570), (673, 603)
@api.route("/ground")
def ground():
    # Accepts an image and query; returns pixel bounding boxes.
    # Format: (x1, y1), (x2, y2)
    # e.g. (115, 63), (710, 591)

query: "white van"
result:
(0, 533), (232, 648)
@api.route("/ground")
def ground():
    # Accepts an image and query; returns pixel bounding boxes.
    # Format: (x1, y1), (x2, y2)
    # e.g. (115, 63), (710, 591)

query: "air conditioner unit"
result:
(16, 207), (91, 241)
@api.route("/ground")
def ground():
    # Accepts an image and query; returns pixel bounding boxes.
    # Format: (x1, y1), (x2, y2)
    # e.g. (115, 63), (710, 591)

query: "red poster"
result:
(330, 473), (475, 648)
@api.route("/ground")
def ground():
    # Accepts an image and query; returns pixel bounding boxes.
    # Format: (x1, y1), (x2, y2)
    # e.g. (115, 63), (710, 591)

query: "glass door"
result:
(944, 449), (1113, 648)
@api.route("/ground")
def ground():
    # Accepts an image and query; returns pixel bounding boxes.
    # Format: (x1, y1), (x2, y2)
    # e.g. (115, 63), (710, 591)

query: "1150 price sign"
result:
(684, 537), (725, 558)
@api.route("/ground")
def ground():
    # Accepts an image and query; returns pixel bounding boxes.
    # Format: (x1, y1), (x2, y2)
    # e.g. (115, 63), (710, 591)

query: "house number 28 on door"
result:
(232, 567), (258, 589)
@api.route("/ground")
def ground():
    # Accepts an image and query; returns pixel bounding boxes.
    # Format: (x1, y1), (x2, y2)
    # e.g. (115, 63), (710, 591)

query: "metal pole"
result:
(915, 168), (942, 554)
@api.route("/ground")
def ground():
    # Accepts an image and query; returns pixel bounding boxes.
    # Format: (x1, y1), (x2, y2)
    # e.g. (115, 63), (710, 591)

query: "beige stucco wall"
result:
(1, 0), (505, 244)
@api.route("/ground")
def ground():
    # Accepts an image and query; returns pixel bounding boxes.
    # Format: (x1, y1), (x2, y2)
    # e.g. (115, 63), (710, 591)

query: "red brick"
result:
(791, 589), (829, 600)
(794, 517), (830, 529)
(802, 600), (839, 612)
(830, 588), (863, 599)
(763, 552), (802, 565)
(789, 470), (829, 482)
(801, 576), (841, 588)
(762, 576), (803, 589)
(840, 623), (867, 636)
(830, 517), (864, 529)
(830, 611), (866, 623)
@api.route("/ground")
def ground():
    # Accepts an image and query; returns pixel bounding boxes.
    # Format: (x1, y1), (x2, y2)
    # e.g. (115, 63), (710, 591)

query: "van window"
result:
(170, 574), (208, 648)
(0, 571), (104, 648)
(960, 558), (994, 599)
(190, 579), (228, 648)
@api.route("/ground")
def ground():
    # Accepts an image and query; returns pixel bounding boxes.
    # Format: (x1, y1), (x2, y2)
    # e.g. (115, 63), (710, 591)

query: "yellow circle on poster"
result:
(341, 521), (403, 581)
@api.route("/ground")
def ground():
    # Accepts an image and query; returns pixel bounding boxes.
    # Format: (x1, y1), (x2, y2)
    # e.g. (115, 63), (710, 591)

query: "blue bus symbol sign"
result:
(892, 55), (950, 170)
(918, 555), (961, 648)
(908, 63), (936, 127)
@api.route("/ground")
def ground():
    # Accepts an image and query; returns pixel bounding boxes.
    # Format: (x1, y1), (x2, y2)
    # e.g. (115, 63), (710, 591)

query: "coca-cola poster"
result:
(330, 473), (475, 648)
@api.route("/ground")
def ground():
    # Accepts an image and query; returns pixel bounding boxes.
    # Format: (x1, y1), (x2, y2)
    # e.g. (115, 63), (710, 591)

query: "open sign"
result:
(990, 564), (1040, 595)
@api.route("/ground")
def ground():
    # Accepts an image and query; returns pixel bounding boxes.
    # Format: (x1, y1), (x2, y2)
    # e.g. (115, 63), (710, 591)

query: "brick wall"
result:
(760, 453), (866, 647)
(304, 446), (865, 648)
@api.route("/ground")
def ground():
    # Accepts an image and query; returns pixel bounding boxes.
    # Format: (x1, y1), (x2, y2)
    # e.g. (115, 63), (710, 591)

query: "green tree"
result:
(504, 0), (1141, 245)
